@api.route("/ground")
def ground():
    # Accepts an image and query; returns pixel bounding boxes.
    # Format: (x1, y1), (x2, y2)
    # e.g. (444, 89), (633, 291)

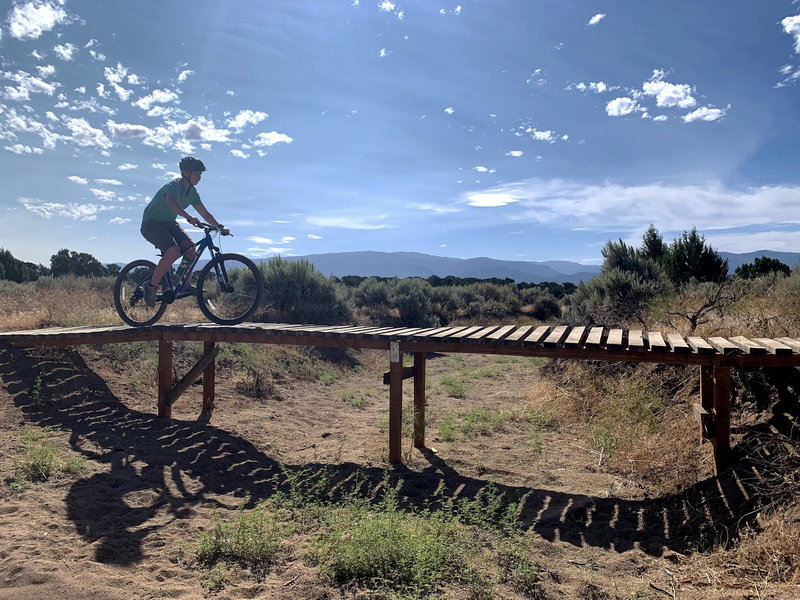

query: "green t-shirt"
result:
(142, 178), (201, 222)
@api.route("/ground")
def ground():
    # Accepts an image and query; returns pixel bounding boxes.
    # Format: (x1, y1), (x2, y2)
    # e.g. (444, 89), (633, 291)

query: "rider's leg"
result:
(151, 245), (181, 288)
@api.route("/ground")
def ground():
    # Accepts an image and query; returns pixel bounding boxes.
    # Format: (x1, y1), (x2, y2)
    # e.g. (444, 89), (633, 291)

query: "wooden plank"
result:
(502, 325), (536, 344)
(708, 337), (740, 355)
(646, 331), (667, 352)
(430, 326), (471, 339)
(776, 337), (800, 354)
(687, 336), (715, 354)
(563, 326), (587, 348)
(413, 352), (426, 448)
(522, 325), (552, 346)
(158, 339), (172, 419)
(606, 329), (623, 350)
(542, 325), (569, 348)
(584, 327), (604, 349)
(627, 330), (644, 352)
(199, 341), (215, 423)
(752, 338), (793, 356)
(410, 326), (459, 339)
(389, 341), (403, 463)
(712, 367), (732, 475)
(666, 333), (690, 353)
(729, 336), (767, 355)
(467, 325), (502, 342)
(448, 326), (486, 340)
(166, 344), (220, 407)
(485, 325), (516, 343)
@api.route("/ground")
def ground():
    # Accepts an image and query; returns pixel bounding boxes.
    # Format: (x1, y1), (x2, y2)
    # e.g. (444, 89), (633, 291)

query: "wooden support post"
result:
(389, 341), (403, 463)
(413, 351), (426, 448)
(158, 338), (172, 418)
(698, 365), (714, 443)
(712, 366), (732, 475)
(199, 341), (216, 423)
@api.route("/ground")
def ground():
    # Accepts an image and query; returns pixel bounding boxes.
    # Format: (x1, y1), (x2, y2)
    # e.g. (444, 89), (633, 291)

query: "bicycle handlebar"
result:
(195, 222), (233, 236)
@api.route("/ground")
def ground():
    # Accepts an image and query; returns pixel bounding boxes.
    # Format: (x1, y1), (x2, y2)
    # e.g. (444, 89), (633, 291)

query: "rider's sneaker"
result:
(143, 282), (158, 307)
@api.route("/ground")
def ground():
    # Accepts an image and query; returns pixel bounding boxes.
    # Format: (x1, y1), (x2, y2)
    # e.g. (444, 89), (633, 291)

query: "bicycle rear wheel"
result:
(196, 253), (263, 325)
(113, 259), (168, 326)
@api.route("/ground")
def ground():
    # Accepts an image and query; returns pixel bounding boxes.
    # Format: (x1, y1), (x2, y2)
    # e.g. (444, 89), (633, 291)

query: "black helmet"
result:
(179, 156), (206, 172)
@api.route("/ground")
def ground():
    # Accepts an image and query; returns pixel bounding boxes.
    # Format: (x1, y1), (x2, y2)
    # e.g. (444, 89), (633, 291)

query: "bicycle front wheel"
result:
(196, 253), (263, 325)
(113, 259), (168, 326)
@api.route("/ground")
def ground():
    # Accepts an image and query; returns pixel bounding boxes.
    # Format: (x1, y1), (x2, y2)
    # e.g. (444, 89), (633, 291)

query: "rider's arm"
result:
(194, 203), (228, 233)
(166, 193), (201, 226)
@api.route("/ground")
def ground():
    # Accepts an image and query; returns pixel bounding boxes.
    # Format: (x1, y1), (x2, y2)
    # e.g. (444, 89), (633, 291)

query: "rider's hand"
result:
(188, 216), (202, 227)
(219, 226), (230, 236)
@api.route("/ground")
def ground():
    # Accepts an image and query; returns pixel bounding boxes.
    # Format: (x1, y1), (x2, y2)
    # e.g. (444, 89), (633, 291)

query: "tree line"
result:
(0, 248), (120, 282)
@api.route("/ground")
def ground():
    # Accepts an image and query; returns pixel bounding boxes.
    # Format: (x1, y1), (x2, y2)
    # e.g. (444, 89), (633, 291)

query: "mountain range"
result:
(284, 250), (800, 284)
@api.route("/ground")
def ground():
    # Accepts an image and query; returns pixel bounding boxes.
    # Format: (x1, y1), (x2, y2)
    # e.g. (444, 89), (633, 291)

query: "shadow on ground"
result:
(1, 344), (797, 566)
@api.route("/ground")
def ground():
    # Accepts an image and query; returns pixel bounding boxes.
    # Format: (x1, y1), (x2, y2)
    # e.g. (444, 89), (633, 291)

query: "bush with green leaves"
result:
(260, 256), (352, 324)
(390, 278), (439, 328)
(565, 267), (660, 327)
(735, 256), (792, 279)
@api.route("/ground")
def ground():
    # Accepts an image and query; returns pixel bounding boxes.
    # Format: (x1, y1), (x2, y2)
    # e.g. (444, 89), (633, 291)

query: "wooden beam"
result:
(389, 341), (403, 463)
(164, 343), (220, 407)
(699, 366), (714, 443)
(199, 341), (216, 423)
(158, 338), (172, 418)
(712, 366), (732, 475)
(413, 352), (426, 448)
(382, 365), (415, 385)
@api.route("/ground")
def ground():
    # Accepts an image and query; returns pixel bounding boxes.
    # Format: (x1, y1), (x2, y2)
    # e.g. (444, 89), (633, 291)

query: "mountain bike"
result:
(113, 223), (264, 327)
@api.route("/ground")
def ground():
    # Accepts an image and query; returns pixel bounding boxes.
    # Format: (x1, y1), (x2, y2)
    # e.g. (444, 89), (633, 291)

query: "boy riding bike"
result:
(140, 156), (229, 307)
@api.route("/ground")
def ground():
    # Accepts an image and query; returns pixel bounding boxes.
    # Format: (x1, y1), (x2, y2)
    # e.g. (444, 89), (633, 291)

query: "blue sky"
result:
(2, 1), (800, 267)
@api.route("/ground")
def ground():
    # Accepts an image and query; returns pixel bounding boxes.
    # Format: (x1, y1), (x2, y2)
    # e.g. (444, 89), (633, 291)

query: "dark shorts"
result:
(140, 221), (193, 254)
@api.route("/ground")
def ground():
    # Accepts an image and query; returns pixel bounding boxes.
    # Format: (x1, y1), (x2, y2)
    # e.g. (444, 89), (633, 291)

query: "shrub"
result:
(390, 278), (439, 328)
(260, 256), (352, 324)
(564, 268), (659, 327)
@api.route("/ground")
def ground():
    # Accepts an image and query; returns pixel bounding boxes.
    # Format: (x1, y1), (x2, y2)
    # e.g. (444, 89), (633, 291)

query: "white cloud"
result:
(468, 178), (800, 235)
(506, 150), (523, 157)
(8, 1), (68, 40)
(574, 81), (608, 93)
(653, 115), (668, 122)
(90, 188), (116, 202)
(409, 203), (460, 214)
(21, 199), (109, 221)
(444, 107), (454, 114)
(308, 234), (322, 239)
(53, 42), (77, 60)
(587, 13), (606, 26)
(378, 1), (395, 12)
(5, 144), (43, 155)
(117, 163), (137, 170)
(466, 193), (518, 207)
(307, 215), (388, 229)
(683, 105), (728, 123)
(454, 5), (461, 15)
(95, 178), (123, 186)
(89, 49), (106, 62)
(175, 118), (231, 142)
(606, 97), (638, 116)
(379, 48), (391, 57)
(230, 149), (249, 159)
(109, 217), (131, 225)
(249, 235), (295, 244)
(177, 69), (194, 83)
(641, 69), (696, 108)
(67, 175), (88, 184)
(36, 65), (55, 78)
(251, 131), (293, 146)
(246, 247), (293, 258)
(782, 15), (800, 53)
(65, 117), (113, 149)
(1, 69), (58, 100)
(133, 88), (179, 110)
(227, 109), (267, 131)
(106, 120), (152, 138)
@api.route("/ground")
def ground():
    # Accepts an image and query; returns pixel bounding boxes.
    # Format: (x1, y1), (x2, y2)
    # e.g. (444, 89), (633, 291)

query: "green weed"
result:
(12, 426), (87, 488)
(440, 373), (466, 398)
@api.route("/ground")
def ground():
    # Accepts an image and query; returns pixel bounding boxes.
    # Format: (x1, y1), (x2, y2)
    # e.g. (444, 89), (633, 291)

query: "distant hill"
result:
(285, 251), (601, 284)
(720, 250), (800, 272)
(281, 249), (800, 284)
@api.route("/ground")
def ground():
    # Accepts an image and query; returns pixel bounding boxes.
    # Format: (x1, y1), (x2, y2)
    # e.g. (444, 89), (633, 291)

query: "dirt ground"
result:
(0, 342), (796, 599)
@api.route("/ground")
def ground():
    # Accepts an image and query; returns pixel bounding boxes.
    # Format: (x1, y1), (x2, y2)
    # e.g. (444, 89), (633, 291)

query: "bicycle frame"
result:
(160, 224), (223, 303)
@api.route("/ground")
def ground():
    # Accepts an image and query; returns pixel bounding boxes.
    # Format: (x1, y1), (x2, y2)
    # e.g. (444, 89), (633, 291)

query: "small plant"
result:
(497, 537), (547, 598)
(309, 485), (477, 598)
(200, 563), (229, 591)
(461, 408), (510, 436)
(440, 373), (466, 398)
(342, 389), (365, 408)
(318, 364), (338, 385)
(194, 500), (291, 574)
(29, 375), (49, 410)
(437, 414), (456, 442)
(12, 426), (87, 488)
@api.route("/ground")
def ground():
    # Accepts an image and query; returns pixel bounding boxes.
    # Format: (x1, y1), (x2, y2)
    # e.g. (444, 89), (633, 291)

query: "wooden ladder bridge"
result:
(3, 322), (800, 475)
